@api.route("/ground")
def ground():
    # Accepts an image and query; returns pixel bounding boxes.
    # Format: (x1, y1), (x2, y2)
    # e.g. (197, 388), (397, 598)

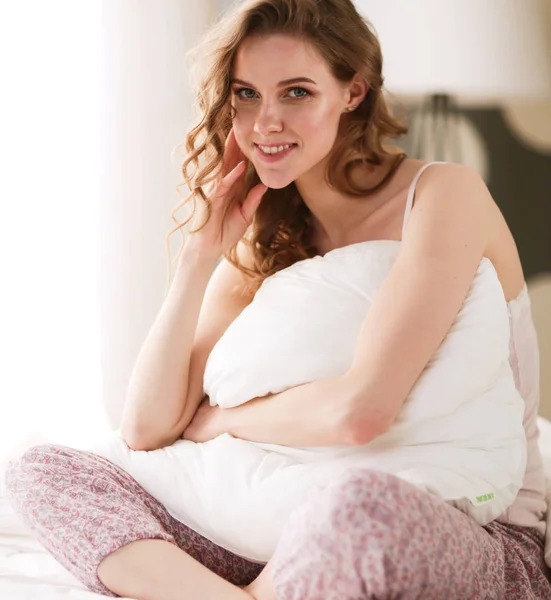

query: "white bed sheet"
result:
(2, 419), (551, 600)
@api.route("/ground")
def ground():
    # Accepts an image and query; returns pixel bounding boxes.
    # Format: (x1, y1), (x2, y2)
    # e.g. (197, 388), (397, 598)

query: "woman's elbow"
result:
(339, 386), (396, 445)
(121, 426), (179, 451)
(121, 429), (155, 451)
(342, 414), (391, 446)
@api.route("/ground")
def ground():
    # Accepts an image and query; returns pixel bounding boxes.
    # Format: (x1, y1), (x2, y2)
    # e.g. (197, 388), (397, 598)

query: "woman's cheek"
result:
(231, 112), (252, 154)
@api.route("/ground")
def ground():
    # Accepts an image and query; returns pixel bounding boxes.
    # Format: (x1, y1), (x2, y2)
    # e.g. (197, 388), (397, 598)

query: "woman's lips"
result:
(254, 143), (297, 163)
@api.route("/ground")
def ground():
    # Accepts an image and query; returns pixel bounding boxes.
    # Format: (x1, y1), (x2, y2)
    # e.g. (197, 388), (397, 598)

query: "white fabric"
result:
(83, 239), (527, 562)
(500, 282), (549, 552)
(537, 416), (551, 565)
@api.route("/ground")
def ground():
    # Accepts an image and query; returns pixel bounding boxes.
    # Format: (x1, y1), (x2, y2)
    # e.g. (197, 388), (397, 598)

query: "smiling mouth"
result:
(254, 143), (298, 155)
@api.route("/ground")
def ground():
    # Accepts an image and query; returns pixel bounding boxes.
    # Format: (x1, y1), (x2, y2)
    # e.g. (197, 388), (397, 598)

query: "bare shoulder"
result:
(407, 161), (495, 243)
(413, 161), (525, 301)
(416, 161), (489, 197)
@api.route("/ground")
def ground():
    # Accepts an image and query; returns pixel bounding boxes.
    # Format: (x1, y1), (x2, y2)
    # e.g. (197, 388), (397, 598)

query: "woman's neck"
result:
(295, 150), (407, 249)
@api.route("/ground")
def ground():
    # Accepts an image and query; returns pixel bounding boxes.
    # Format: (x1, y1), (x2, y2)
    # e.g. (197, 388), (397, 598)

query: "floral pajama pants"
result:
(4, 444), (551, 599)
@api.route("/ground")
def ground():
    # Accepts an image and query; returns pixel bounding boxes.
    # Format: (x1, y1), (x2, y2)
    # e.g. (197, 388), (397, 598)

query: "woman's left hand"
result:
(182, 398), (227, 443)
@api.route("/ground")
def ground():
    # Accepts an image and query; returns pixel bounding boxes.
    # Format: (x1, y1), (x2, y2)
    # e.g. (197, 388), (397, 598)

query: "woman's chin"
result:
(263, 181), (291, 190)
(257, 172), (297, 190)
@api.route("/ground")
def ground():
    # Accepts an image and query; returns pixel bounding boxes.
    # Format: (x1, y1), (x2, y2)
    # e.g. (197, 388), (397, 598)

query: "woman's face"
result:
(230, 34), (354, 190)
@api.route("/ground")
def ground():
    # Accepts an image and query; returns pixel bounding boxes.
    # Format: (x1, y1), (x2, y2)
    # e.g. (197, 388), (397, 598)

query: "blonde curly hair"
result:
(167, 0), (408, 295)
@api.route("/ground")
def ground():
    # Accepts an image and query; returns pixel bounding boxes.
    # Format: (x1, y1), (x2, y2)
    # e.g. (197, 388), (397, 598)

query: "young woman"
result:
(5, 0), (550, 598)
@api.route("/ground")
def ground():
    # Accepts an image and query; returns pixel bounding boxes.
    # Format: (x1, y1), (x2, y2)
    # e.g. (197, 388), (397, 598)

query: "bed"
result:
(2, 419), (551, 600)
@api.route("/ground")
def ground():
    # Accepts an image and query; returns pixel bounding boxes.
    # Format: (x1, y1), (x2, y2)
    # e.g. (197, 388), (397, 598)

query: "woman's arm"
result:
(121, 245), (255, 451)
(218, 375), (360, 446)
(345, 162), (497, 443)
(121, 130), (266, 451)
(186, 163), (498, 448)
(121, 245), (218, 449)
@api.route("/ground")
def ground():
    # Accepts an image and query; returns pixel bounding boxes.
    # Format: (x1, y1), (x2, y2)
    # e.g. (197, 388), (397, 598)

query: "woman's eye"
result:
(232, 87), (311, 101)
(288, 87), (310, 99)
(235, 88), (257, 100)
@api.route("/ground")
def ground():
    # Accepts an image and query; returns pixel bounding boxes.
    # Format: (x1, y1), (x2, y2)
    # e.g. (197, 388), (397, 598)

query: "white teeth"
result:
(258, 144), (294, 155)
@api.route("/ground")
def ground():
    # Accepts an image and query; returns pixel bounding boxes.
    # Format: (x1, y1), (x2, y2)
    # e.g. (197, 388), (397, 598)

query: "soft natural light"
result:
(0, 2), (110, 464)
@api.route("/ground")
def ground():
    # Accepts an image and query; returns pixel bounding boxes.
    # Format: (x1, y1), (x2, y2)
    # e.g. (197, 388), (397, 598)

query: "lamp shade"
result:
(357, 0), (551, 105)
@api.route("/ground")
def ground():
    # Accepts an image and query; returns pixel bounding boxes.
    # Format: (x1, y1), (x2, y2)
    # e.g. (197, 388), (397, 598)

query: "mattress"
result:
(2, 418), (551, 600)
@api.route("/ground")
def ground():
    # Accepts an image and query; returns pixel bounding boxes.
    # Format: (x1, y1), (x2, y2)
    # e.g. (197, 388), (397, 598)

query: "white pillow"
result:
(204, 242), (526, 525)
(87, 242), (527, 561)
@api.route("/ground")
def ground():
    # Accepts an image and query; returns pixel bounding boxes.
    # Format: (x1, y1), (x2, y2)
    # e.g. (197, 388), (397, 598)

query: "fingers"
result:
(221, 128), (247, 178)
(215, 160), (246, 198)
(241, 183), (268, 224)
(221, 129), (236, 177)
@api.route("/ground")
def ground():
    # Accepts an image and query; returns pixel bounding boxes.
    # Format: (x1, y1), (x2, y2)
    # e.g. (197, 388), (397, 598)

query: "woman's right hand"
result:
(186, 128), (267, 259)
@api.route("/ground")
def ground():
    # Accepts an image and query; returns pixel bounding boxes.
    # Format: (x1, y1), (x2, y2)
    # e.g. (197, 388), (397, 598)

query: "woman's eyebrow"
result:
(230, 77), (317, 87)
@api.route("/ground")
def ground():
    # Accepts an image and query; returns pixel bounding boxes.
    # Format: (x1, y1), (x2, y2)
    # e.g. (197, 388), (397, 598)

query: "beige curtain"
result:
(0, 1), (215, 467)
(99, 0), (214, 428)
(0, 1), (108, 464)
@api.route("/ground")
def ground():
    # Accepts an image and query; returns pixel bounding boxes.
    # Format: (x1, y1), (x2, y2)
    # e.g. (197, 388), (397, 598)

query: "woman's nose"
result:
(253, 103), (283, 136)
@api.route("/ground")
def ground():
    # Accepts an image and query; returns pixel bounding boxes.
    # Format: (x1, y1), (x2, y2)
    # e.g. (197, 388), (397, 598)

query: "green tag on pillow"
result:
(473, 492), (495, 504)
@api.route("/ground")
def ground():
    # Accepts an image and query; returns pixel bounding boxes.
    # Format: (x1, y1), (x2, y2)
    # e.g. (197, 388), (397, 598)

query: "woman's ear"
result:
(346, 74), (369, 110)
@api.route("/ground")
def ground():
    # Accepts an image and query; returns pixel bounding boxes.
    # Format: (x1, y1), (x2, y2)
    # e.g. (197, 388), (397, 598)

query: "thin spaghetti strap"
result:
(401, 161), (448, 239)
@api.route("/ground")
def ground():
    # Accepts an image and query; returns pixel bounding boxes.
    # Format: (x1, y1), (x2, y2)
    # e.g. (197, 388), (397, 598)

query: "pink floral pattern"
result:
(5, 445), (551, 599)
(270, 469), (551, 599)
(4, 444), (264, 596)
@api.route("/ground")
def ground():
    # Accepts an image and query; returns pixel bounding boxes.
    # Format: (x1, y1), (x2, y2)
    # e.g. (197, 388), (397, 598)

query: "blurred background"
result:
(0, 0), (550, 465)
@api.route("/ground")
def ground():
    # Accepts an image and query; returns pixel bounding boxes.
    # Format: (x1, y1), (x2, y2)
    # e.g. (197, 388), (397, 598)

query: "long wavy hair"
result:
(167, 0), (408, 296)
